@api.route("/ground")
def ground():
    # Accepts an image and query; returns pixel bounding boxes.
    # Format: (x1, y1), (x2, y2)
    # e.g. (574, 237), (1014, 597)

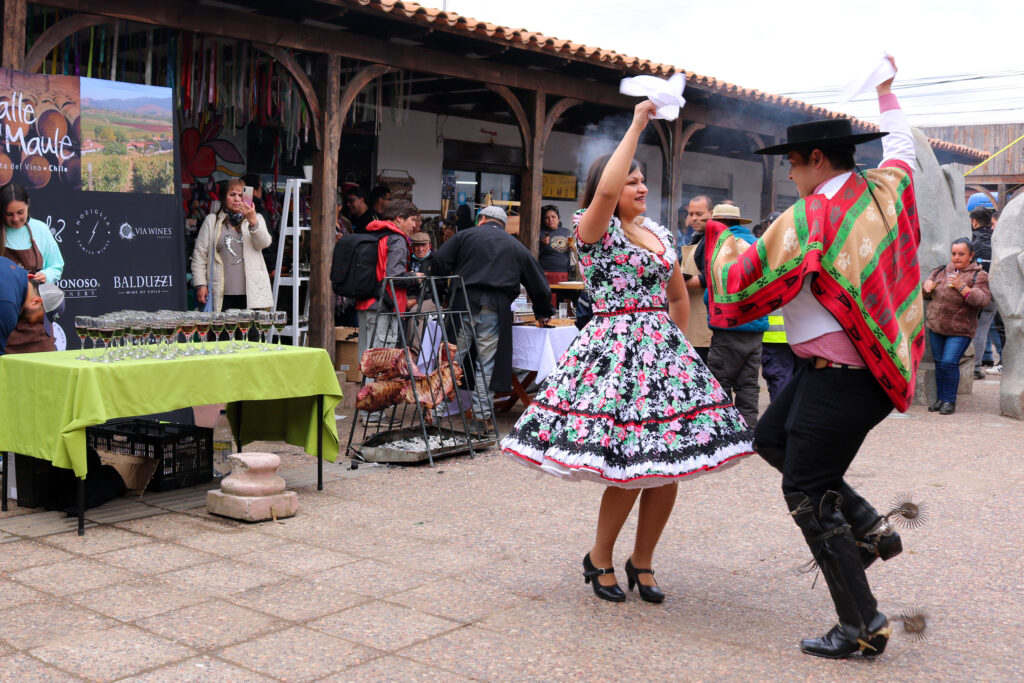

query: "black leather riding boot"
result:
(836, 482), (902, 569)
(785, 490), (891, 659)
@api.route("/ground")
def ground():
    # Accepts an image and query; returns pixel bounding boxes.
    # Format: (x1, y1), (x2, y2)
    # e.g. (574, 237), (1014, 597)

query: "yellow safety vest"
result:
(763, 314), (787, 344)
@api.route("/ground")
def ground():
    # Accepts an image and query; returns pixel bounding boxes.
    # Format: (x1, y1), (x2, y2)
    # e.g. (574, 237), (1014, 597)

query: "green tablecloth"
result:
(0, 343), (343, 478)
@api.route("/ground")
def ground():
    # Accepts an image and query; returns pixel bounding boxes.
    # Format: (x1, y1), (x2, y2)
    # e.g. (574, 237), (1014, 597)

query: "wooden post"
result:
(308, 54), (342, 360)
(519, 90), (545, 256)
(670, 121), (705, 231)
(748, 134), (776, 218)
(1, 0), (27, 70)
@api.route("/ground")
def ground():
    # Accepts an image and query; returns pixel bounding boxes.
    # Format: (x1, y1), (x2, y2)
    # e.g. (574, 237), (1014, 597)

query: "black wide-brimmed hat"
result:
(755, 118), (888, 155)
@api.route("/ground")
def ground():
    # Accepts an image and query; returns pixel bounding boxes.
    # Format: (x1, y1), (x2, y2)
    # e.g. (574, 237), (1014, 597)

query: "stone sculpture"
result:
(909, 128), (974, 405)
(990, 193), (1024, 419)
(911, 128), (971, 276)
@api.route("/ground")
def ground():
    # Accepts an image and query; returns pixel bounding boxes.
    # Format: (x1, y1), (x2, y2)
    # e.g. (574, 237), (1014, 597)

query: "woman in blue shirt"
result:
(0, 183), (64, 353)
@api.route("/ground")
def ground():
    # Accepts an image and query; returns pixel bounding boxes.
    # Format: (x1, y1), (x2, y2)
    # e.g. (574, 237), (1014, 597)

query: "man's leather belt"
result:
(812, 357), (867, 370)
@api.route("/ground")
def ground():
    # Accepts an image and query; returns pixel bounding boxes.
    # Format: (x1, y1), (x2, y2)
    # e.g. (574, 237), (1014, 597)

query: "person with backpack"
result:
(428, 205), (553, 433)
(353, 199), (421, 350)
(331, 200), (421, 421)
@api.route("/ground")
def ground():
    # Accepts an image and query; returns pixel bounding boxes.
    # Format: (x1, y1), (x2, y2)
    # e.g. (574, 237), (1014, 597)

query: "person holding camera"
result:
(191, 177), (273, 312)
(922, 237), (991, 415)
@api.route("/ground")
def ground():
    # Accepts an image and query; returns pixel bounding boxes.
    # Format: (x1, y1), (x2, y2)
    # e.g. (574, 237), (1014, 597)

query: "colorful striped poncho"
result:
(703, 160), (924, 411)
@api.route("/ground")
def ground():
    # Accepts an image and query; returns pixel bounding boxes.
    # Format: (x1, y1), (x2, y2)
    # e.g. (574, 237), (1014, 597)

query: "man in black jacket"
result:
(429, 205), (553, 429)
(969, 206), (997, 379)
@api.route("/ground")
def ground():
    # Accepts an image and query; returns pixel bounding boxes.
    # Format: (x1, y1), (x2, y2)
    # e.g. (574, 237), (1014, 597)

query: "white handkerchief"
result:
(619, 73), (687, 121)
(837, 53), (895, 105)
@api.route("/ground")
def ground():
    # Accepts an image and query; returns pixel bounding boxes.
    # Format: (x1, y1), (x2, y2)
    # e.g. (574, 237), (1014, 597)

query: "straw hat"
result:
(711, 204), (752, 225)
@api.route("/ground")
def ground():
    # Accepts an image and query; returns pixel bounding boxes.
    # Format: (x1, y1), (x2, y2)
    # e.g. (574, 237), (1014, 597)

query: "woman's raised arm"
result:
(577, 101), (657, 244)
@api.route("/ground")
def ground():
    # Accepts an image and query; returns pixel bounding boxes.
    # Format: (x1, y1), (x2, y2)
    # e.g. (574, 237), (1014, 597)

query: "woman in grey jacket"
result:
(921, 237), (991, 414)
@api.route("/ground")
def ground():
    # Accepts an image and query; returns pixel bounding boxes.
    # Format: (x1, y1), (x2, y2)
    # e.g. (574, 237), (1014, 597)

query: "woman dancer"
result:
(501, 101), (752, 603)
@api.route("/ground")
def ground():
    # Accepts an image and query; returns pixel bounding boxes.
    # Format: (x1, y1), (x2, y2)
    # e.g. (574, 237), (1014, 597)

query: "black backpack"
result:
(331, 232), (388, 299)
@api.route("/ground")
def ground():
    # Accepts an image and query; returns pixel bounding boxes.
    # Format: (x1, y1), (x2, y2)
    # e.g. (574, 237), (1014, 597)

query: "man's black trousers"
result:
(753, 363), (893, 498)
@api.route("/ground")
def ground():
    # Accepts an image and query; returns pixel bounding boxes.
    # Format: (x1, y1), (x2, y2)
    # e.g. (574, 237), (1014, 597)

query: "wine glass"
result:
(118, 312), (133, 359)
(180, 312), (198, 356)
(109, 315), (125, 361)
(98, 317), (116, 363)
(210, 312), (226, 353)
(237, 310), (254, 350)
(86, 317), (102, 361)
(136, 312), (152, 359)
(195, 312), (212, 355)
(223, 310), (240, 353)
(273, 311), (288, 350)
(256, 311), (272, 350)
(74, 316), (90, 360)
(157, 314), (175, 359)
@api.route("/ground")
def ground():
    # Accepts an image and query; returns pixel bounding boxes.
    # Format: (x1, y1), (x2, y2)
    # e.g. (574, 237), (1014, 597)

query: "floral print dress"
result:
(500, 212), (753, 488)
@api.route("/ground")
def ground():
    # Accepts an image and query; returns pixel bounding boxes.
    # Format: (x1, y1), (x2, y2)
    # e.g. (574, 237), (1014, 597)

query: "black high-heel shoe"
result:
(625, 558), (665, 603)
(583, 553), (625, 602)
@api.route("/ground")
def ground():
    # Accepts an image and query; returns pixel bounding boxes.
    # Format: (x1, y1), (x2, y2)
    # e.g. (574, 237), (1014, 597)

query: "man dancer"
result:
(702, 59), (920, 658)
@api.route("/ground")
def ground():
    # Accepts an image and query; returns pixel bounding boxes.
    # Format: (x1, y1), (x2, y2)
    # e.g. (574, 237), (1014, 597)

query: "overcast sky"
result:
(450, 0), (1024, 127)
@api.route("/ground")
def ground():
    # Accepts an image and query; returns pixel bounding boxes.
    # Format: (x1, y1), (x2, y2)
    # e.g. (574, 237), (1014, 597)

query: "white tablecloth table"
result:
(416, 320), (579, 412)
(510, 324), (579, 383)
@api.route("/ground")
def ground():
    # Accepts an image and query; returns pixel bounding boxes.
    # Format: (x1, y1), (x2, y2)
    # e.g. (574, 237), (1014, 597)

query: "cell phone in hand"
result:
(243, 185), (254, 206)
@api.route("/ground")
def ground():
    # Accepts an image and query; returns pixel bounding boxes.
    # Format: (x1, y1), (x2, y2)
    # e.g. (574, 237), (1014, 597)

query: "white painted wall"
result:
(377, 111), (778, 231)
(678, 151), (764, 221)
(376, 110), (666, 228)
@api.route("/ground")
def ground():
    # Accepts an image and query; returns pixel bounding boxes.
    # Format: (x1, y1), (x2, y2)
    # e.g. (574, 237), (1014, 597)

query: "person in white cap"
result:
(428, 204), (552, 433)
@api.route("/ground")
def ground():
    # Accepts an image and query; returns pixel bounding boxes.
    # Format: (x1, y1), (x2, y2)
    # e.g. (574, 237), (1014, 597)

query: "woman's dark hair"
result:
(0, 183), (31, 259)
(542, 204), (560, 219)
(384, 199), (419, 221)
(581, 155), (645, 216)
(454, 203), (473, 231)
(951, 237), (974, 254)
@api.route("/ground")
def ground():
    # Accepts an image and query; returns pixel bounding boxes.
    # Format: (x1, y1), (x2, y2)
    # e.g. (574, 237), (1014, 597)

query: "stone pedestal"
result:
(206, 453), (297, 522)
(912, 336), (975, 406)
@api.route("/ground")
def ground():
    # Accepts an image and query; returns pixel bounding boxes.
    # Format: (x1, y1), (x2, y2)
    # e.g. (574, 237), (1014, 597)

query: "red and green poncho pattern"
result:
(703, 160), (924, 412)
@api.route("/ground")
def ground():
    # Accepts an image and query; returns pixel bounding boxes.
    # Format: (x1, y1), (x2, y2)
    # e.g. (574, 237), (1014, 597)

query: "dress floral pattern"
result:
(500, 211), (753, 488)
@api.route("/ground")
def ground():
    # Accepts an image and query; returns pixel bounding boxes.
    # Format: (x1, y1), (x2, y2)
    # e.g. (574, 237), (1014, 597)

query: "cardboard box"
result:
(98, 450), (159, 496)
(335, 326), (362, 382)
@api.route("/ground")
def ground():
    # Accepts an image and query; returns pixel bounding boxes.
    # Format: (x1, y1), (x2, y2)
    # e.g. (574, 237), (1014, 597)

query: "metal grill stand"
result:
(346, 276), (499, 465)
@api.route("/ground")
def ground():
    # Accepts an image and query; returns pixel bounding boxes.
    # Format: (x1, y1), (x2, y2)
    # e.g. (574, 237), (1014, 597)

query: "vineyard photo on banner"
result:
(0, 68), (186, 346)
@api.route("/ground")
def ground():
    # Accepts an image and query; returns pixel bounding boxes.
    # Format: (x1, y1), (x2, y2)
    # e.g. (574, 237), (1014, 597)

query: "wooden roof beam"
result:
(36, 0), (785, 137)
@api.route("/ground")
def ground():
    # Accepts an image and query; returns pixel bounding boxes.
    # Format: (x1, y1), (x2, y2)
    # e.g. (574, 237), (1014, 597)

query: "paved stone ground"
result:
(0, 377), (1020, 681)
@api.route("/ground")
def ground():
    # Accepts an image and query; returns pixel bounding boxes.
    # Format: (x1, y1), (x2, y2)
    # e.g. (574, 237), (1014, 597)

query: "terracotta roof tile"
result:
(348, 0), (987, 161)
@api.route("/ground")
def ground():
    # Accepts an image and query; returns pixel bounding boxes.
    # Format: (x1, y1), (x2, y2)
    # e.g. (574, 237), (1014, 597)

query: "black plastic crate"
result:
(86, 419), (213, 492)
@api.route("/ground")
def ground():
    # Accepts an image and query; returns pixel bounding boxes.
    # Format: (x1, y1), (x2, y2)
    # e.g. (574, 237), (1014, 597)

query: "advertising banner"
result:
(0, 69), (184, 348)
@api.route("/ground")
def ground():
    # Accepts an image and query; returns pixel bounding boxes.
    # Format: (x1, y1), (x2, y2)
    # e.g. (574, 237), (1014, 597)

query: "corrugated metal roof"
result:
(344, 0), (987, 162)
